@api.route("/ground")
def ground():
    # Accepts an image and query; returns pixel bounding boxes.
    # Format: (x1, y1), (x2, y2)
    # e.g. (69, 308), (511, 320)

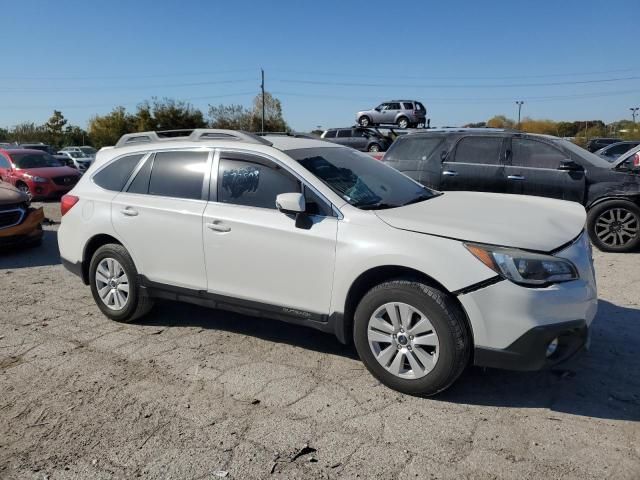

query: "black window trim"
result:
(211, 147), (340, 218)
(448, 135), (508, 166)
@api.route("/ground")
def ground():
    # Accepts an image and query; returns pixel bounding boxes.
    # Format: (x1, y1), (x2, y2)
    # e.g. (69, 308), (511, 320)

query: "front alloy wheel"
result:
(353, 280), (470, 396)
(359, 116), (371, 127)
(367, 302), (439, 379)
(17, 183), (32, 200)
(397, 117), (409, 129)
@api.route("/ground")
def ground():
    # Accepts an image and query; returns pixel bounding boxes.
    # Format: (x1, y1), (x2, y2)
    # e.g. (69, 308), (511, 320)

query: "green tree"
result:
(88, 107), (136, 148)
(136, 97), (206, 131)
(63, 125), (89, 146)
(249, 92), (288, 132)
(0, 127), (8, 142)
(8, 122), (45, 143)
(43, 110), (68, 148)
(208, 104), (252, 129)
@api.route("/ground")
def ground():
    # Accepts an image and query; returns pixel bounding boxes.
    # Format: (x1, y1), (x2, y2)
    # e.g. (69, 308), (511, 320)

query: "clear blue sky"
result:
(1, 0), (639, 131)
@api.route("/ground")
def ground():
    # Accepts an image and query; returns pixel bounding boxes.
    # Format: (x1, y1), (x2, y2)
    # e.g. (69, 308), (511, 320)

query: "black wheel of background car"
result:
(353, 280), (471, 396)
(587, 200), (640, 252)
(368, 143), (381, 153)
(397, 117), (409, 129)
(358, 116), (371, 127)
(16, 182), (32, 200)
(89, 244), (154, 322)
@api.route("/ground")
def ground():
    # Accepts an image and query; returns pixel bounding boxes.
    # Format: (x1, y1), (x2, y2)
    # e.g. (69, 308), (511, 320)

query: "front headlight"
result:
(32, 176), (49, 183)
(465, 243), (579, 286)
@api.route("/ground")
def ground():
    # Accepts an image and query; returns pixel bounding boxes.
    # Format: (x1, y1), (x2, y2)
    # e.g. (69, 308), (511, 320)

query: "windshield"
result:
(11, 152), (64, 168)
(559, 140), (614, 168)
(68, 151), (88, 158)
(286, 147), (438, 209)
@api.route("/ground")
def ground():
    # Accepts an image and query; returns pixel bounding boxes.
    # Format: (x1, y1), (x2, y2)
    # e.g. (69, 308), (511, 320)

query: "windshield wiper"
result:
(356, 202), (398, 210)
(402, 193), (435, 207)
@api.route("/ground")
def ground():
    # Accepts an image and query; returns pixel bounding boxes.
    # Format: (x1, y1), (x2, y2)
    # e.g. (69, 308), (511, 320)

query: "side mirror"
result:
(276, 192), (305, 214)
(558, 160), (583, 172)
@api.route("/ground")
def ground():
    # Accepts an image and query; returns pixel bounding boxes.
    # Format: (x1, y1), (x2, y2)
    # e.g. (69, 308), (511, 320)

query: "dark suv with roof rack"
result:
(383, 129), (640, 252)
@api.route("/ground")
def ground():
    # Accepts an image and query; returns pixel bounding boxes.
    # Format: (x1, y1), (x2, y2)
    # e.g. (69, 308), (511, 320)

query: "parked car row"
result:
(0, 148), (82, 200)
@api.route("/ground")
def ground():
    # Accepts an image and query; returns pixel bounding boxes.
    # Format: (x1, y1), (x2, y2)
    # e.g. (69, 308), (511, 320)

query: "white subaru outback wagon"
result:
(58, 129), (597, 395)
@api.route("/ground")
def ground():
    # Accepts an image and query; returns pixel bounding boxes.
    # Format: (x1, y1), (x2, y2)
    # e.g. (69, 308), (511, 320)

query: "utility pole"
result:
(515, 101), (524, 129)
(261, 68), (265, 134)
(631, 107), (639, 123)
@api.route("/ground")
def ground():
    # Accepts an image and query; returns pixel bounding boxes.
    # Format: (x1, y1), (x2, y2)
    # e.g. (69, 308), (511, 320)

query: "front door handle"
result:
(120, 207), (138, 216)
(206, 221), (231, 233)
(507, 175), (525, 181)
(442, 170), (459, 177)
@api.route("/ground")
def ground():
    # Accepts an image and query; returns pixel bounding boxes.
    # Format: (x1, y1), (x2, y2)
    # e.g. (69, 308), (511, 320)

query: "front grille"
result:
(0, 208), (25, 229)
(53, 175), (79, 186)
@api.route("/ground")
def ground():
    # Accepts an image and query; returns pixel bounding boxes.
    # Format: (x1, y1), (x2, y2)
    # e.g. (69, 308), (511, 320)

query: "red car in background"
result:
(0, 148), (81, 200)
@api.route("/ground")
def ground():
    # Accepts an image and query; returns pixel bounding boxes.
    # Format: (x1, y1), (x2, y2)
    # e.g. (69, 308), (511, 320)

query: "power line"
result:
(272, 67), (638, 81)
(0, 68), (257, 81)
(271, 75), (640, 89)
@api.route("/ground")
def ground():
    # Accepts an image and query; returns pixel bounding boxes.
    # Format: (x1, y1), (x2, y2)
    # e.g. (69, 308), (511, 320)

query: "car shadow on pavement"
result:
(0, 229), (60, 269)
(138, 300), (359, 360)
(440, 299), (640, 421)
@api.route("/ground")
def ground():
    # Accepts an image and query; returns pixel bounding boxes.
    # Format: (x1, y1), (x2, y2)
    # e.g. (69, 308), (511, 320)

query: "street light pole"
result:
(631, 107), (639, 123)
(261, 68), (265, 134)
(515, 101), (524, 129)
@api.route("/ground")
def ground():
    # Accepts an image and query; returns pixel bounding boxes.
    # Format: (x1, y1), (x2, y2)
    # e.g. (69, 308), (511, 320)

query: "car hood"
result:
(18, 166), (79, 177)
(375, 191), (586, 252)
(0, 181), (28, 204)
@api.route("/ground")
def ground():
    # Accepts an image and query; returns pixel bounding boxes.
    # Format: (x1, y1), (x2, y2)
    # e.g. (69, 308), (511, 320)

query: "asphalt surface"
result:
(0, 201), (638, 479)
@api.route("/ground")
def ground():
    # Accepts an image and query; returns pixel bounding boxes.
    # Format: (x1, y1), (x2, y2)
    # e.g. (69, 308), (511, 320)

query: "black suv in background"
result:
(320, 127), (393, 152)
(383, 129), (640, 252)
(586, 137), (621, 153)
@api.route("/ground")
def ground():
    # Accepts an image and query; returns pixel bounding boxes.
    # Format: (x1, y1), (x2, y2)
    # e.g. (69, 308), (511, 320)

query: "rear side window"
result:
(93, 154), (144, 191)
(402, 102), (414, 110)
(0, 154), (10, 168)
(324, 130), (336, 138)
(453, 137), (503, 165)
(337, 130), (351, 138)
(126, 155), (153, 194)
(385, 136), (442, 169)
(148, 151), (208, 200)
(217, 154), (300, 209)
(511, 139), (565, 169)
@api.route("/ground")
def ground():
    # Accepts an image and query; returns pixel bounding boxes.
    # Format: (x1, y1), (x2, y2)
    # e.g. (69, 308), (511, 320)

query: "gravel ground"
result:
(0, 201), (638, 480)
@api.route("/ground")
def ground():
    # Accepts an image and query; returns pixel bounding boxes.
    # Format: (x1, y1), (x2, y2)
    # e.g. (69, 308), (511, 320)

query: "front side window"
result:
(287, 147), (437, 210)
(453, 136), (503, 165)
(217, 153), (300, 209)
(511, 138), (565, 169)
(148, 151), (208, 200)
(388, 103), (401, 110)
(385, 136), (442, 163)
(93, 154), (144, 191)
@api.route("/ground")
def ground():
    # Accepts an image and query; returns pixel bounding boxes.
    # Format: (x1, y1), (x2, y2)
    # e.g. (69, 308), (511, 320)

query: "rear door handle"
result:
(120, 207), (138, 216)
(507, 175), (525, 181)
(206, 221), (231, 233)
(442, 170), (458, 177)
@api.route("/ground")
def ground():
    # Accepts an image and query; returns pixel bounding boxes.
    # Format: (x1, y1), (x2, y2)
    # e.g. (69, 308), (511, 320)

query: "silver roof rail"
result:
(115, 129), (273, 148)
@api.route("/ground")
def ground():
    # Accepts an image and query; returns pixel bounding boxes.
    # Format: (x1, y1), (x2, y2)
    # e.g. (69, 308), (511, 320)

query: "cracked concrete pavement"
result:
(0, 201), (638, 479)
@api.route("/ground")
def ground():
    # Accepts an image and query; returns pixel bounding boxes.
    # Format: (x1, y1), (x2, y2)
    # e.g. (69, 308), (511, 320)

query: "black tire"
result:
(587, 199), (640, 252)
(89, 244), (154, 322)
(353, 280), (471, 396)
(396, 117), (409, 129)
(368, 143), (381, 153)
(358, 116), (371, 127)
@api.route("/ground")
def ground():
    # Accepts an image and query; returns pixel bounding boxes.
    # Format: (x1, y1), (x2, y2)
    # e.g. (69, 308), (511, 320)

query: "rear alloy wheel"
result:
(354, 280), (470, 396)
(587, 200), (640, 252)
(397, 117), (409, 129)
(358, 116), (371, 127)
(89, 244), (154, 322)
(368, 143), (381, 153)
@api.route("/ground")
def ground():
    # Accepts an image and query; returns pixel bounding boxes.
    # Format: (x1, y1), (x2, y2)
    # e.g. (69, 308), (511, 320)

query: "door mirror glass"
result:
(276, 192), (305, 214)
(558, 160), (583, 172)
